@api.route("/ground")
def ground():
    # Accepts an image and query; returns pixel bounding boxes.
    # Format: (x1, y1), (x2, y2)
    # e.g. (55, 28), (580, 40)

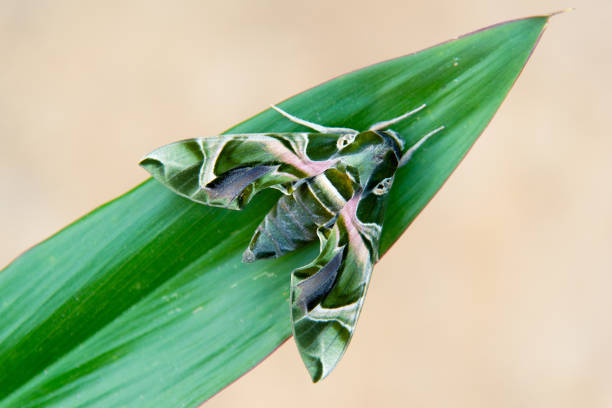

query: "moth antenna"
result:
(368, 103), (427, 131)
(270, 105), (358, 135)
(398, 125), (445, 167)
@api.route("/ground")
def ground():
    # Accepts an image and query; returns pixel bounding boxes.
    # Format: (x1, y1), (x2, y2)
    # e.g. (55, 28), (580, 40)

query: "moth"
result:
(140, 104), (443, 382)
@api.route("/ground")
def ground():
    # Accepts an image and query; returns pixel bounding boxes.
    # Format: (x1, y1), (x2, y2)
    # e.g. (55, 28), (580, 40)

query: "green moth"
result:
(140, 105), (443, 382)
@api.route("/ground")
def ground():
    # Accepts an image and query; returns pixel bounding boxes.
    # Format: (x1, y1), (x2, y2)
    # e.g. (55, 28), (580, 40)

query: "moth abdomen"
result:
(244, 168), (357, 262)
(243, 193), (318, 262)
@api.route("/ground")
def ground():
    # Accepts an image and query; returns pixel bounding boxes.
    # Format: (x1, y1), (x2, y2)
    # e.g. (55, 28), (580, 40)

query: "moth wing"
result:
(140, 133), (339, 210)
(290, 197), (380, 382)
(290, 148), (399, 381)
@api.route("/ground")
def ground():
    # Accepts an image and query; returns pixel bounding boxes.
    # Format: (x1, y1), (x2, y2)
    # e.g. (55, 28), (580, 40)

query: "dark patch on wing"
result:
(296, 250), (344, 312)
(205, 165), (276, 201)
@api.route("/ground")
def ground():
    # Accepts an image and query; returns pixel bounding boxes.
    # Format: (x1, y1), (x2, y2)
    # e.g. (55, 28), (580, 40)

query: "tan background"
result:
(1, 1), (610, 407)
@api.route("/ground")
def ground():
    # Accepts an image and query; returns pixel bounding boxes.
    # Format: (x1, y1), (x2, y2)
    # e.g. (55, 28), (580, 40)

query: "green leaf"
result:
(0, 15), (549, 407)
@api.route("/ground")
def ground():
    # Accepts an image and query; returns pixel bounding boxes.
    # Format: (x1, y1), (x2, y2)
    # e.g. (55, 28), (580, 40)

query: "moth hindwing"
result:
(140, 104), (439, 381)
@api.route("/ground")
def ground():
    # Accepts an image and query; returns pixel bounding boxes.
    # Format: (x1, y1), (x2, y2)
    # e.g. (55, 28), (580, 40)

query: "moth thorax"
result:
(373, 177), (393, 195)
(336, 133), (356, 150)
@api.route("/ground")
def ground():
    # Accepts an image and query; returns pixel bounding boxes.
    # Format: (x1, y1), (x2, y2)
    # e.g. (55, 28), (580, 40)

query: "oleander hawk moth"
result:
(140, 104), (443, 382)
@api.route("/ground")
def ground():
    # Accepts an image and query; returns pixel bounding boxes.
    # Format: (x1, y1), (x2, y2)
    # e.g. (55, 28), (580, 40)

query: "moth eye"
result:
(373, 177), (393, 195)
(336, 134), (356, 150)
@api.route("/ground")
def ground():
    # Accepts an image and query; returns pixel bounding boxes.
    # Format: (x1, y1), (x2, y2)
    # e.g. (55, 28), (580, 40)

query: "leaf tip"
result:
(548, 8), (575, 18)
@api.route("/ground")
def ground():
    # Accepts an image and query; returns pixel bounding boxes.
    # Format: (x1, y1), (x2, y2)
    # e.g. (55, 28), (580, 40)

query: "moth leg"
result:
(367, 103), (426, 131)
(398, 125), (445, 167)
(271, 105), (358, 136)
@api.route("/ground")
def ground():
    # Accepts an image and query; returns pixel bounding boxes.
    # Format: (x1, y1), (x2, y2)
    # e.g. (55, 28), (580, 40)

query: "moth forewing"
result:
(290, 194), (378, 382)
(354, 148), (400, 260)
(290, 141), (400, 381)
(140, 133), (340, 210)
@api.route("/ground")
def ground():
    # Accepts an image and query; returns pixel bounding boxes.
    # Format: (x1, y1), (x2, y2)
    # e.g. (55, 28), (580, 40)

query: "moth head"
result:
(383, 129), (405, 150)
(378, 130), (404, 159)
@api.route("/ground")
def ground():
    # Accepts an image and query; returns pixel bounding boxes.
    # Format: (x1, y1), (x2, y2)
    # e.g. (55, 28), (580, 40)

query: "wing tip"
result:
(242, 248), (256, 263)
(302, 355), (325, 383)
(139, 155), (164, 178)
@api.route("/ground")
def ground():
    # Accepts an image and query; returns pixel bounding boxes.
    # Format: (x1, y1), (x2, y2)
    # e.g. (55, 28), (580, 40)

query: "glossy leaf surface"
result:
(0, 16), (549, 407)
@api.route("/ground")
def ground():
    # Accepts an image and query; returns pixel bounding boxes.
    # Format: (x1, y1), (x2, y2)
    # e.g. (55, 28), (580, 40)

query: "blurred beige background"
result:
(1, 1), (610, 407)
